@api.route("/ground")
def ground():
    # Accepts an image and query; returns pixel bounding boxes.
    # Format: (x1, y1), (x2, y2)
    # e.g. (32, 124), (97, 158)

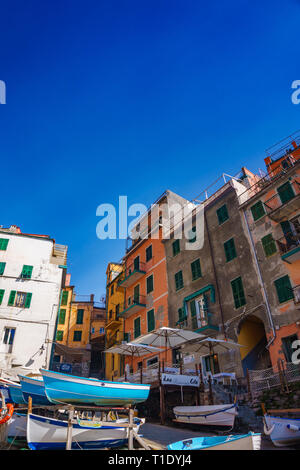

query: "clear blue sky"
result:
(0, 0), (299, 300)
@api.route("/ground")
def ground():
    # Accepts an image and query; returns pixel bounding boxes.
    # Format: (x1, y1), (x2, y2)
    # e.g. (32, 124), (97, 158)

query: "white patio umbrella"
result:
(104, 342), (163, 370)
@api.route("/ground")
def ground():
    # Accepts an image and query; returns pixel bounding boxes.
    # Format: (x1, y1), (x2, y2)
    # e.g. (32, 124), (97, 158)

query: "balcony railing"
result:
(120, 295), (147, 318)
(118, 261), (146, 288)
(177, 313), (218, 333)
(264, 180), (300, 221)
(276, 232), (300, 255)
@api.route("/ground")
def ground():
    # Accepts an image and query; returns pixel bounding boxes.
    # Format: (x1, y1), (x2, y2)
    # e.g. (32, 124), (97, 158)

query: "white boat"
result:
(264, 414), (300, 447)
(167, 432), (261, 450)
(173, 404), (238, 427)
(27, 412), (145, 450)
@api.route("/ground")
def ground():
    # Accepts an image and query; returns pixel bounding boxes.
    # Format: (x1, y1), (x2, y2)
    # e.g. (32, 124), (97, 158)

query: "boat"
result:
(40, 369), (151, 406)
(173, 404), (238, 427)
(264, 414), (300, 447)
(27, 412), (145, 449)
(8, 383), (26, 405)
(167, 432), (261, 450)
(18, 375), (52, 406)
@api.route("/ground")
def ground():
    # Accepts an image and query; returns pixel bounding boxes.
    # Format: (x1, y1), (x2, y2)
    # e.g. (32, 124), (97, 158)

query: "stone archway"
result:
(237, 314), (272, 373)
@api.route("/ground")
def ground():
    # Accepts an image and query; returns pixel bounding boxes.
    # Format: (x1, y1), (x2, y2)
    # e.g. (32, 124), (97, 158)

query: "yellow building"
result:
(105, 262), (125, 380)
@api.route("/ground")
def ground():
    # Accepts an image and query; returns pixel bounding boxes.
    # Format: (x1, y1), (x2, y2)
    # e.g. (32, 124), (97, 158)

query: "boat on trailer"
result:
(18, 375), (52, 406)
(40, 369), (151, 406)
(27, 412), (145, 450)
(173, 404), (238, 427)
(264, 414), (300, 447)
(167, 432), (261, 450)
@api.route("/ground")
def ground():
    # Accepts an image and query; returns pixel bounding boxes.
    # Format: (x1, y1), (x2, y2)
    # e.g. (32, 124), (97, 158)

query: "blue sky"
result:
(0, 0), (299, 300)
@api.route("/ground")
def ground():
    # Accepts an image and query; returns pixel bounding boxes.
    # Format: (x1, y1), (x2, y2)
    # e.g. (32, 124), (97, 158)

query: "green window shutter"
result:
(76, 309), (84, 324)
(217, 205), (229, 225)
(261, 234), (277, 257)
(274, 275), (294, 304)
(0, 289), (4, 305)
(0, 262), (6, 275)
(124, 332), (130, 342)
(58, 309), (66, 325)
(21, 265), (33, 279)
(224, 238), (237, 262)
(277, 182), (295, 204)
(231, 277), (246, 309)
(175, 271), (184, 291)
(178, 308), (184, 321)
(8, 290), (16, 306)
(190, 299), (197, 317)
(191, 259), (202, 280)
(133, 256), (140, 271)
(147, 309), (155, 332)
(250, 201), (265, 221)
(0, 239), (9, 251)
(73, 331), (82, 342)
(172, 239), (180, 256)
(146, 275), (154, 294)
(61, 291), (69, 306)
(56, 330), (64, 341)
(133, 284), (140, 302)
(134, 317), (141, 338)
(146, 245), (152, 262)
(24, 293), (32, 308)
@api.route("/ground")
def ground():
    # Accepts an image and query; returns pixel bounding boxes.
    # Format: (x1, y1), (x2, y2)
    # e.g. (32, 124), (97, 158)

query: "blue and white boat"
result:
(167, 433), (261, 451)
(264, 414), (300, 447)
(18, 375), (52, 406)
(40, 369), (151, 406)
(8, 383), (26, 405)
(27, 412), (145, 450)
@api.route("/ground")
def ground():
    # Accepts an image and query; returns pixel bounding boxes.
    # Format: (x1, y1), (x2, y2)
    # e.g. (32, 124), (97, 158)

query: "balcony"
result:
(177, 313), (219, 334)
(105, 313), (122, 331)
(264, 180), (300, 222)
(277, 233), (300, 263)
(118, 261), (146, 288)
(120, 295), (147, 318)
(51, 244), (68, 265)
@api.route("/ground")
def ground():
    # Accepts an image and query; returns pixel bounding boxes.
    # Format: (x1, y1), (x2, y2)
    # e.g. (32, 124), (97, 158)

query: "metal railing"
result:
(248, 362), (300, 396)
(276, 232), (300, 255)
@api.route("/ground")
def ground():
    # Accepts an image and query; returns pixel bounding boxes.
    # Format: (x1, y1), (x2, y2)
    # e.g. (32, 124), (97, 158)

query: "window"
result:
(282, 335), (298, 362)
(231, 277), (246, 309)
(277, 181), (295, 205)
(109, 309), (113, 319)
(146, 274), (154, 294)
(147, 309), (155, 332)
(191, 259), (202, 280)
(217, 205), (229, 225)
(99, 327), (105, 334)
(147, 356), (158, 367)
(133, 256), (140, 271)
(0, 290), (4, 305)
(274, 275), (294, 304)
(134, 317), (141, 338)
(76, 309), (84, 324)
(124, 332), (131, 342)
(58, 309), (66, 325)
(175, 271), (184, 291)
(116, 304), (120, 317)
(0, 262), (6, 275)
(224, 238), (237, 262)
(188, 226), (197, 243)
(73, 331), (82, 342)
(0, 239), (9, 251)
(8, 291), (32, 308)
(133, 284), (140, 303)
(2, 327), (16, 352)
(21, 265), (33, 279)
(61, 291), (69, 306)
(91, 327), (95, 334)
(189, 296), (208, 329)
(111, 284), (114, 295)
(261, 234), (277, 257)
(56, 330), (63, 341)
(172, 239), (180, 256)
(53, 355), (61, 363)
(250, 201), (265, 221)
(146, 245), (153, 262)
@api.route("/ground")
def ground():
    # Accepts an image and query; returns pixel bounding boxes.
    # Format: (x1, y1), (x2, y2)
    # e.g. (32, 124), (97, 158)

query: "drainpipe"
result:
(49, 288), (63, 370)
(242, 209), (276, 349)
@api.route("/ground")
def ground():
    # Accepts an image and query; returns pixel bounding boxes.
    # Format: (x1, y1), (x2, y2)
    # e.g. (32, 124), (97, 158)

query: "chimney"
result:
(90, 294), (94, 303)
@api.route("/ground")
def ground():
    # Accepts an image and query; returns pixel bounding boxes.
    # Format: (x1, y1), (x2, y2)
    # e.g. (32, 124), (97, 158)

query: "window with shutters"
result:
(217, 205), (229, 225)
(58, 309), (66, 325)
(76, 309), (84, 324)
(0, 239), (9, 251)
(274, 275), (294, 304)
(277, 181), (295, 205)
(146, 245), (153, 262)
(21, 265), (33, 279)
(147, 309), (155, 332)
(134, 317), (141, 338)
(172, 239), (180, 256)
(224, 238), (237, 262)
(61, 291), (69, 306)
(231, 277), (246, 309)
(0, 290), (4, 305)
(175, 271), (184, 291)
(189, 296), (208, 329)
(146, 274), (154, 294)
(56, 330), (64, 341)
(0, 262), (6, 275)
(73, 331), (82, 342)
(8, 291), (32, 308)
(191, 259), (202, 280)
(261, 234), (277, 257)
(250, 201), (265, 221)
(2, 327), (16, 352)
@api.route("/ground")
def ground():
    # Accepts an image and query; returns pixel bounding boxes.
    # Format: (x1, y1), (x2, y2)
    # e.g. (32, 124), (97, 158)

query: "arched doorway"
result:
(237, 315), (272, 374)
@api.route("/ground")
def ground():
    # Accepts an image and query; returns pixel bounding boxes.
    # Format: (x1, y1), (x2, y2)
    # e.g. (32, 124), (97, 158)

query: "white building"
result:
(0, 225), (67, 377)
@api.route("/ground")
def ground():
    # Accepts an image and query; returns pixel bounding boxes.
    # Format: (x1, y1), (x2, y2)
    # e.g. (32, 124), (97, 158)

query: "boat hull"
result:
(265, 415), (300, 447)
(8, 384), (26, 405)
(40, 369), (150, 406)
(27, 413), (144, 450)
(173, 404), (237, 427)
(19, 375), (52, 406)
(167, 433), (261, 450)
